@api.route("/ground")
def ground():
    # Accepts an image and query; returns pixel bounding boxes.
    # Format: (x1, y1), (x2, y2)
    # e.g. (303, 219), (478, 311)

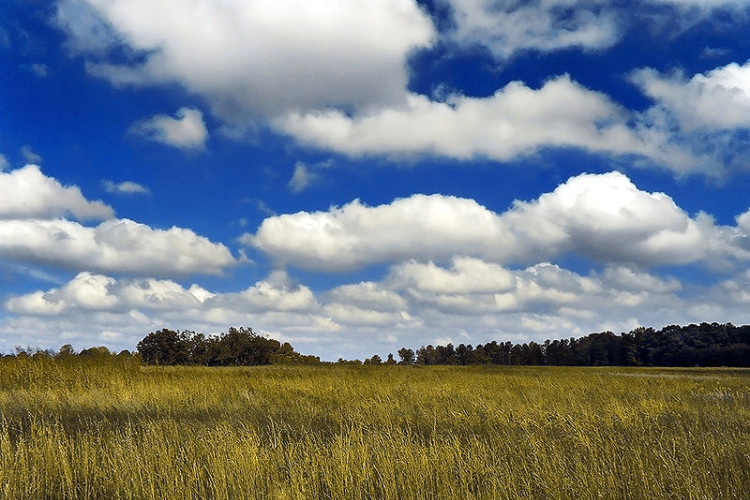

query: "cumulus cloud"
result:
(3, 271), (328, 351)
(324, 281), (413, 327)
(3, 271), (325, 349)
(277, 75), (696, 171)
(0, 165), (113, 220)
(53, 0), (745, 174)
(504, 171), (717, 266)
(0, 218), (235, 276)
(244, 193), (508, 271)
(50, 0), (750, 173)
(328, 282), (407, 312)
(444, 0), (620, 60)
(56, 0), (435, 121)
(129, 107), (209, 150)
(0, 154), (9, 171)
(388, 259), (604, 315)
(0, 165), (234, 276)
(388, 257), (516, 295)
(246, 171), (745, 271)
(219, 270), (319, 313)
(102, 179), (150, 195)
(7, 256), (746, 360)
(632, 61), (750, 131)
(6, 272), (211, 316)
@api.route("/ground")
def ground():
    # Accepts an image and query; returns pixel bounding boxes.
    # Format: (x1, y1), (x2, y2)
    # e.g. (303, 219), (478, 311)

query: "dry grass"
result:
(0, 357), (748, 499)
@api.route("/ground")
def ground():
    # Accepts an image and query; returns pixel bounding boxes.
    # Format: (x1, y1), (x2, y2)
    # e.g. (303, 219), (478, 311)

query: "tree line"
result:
(377, 323), (750, 367)
(3, 322), (748, 367)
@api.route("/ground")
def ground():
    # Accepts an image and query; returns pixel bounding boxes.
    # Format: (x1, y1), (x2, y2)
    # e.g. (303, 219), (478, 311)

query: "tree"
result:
(397, 347), (415, 365)
(56, 344), (76, 359)
(416, 345), (437, 365)
(456, 344), (473, 365)
(137, 329), (189, 365)
(509, 344), (523, 365)
(527, 342), (544, 365)
(385, 353), (397, 365)
(210, 327), (278, 366)
(79, 346), (112, 358)
(365, 354), (383, 365)
(436, 344), (457, 364)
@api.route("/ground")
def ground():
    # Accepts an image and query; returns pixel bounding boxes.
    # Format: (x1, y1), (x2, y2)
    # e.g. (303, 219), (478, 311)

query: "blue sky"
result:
(1, 0), (750, 360)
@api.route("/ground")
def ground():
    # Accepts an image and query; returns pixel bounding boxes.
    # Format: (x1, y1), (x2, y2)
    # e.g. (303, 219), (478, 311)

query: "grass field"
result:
(0, 356), (748, 499)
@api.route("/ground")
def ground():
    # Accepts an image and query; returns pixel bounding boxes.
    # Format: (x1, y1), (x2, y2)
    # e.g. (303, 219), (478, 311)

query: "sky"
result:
(1, 0), (750, 360)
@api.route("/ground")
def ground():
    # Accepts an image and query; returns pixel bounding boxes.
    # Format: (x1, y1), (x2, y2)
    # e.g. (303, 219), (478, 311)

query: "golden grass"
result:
(0, 357), (748, 499)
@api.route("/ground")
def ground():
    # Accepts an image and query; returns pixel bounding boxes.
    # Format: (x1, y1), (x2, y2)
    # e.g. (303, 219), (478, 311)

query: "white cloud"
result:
(102, 180), (150, 195)
(0, 218), (235, 276)
(323, 302), (412, 327)
(277, 76), (695, 172)
(51, 0), (750, 173)
(245, 171), (744, 271)
(632, 61), (750, 131)
(597, 266), (682, 294)
(328, 282), (407, 312)
(716, 269), (750, 305)
(445, 0), (620, 60)
(129, 107), (208, 150)
(0, 165), (235, 276)
(388, 257), (515, 295)
(3, 271), (329, 352)
(0, 154), (9, 171)
(244, 193), (508, 271)
(56, 0), (435, 121)
(441, 0), (750, 64)
(648, 0), (750, 7)
(325, 281), (411, 326)
(0, 165), (114, 221)
(220, 271), (319, 313)
(6, 272), (212, 315)
(504, 171), (715, 266)
(6, 256), (746, 360)
(737, 209), (750, 233)
(386, 259), (614, 316)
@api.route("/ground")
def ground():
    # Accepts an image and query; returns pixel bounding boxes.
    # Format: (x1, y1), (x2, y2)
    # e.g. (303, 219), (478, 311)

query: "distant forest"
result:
(6, 323), (749, 367)
(137, 322), (749, 367)
(390, 323), (750, 368)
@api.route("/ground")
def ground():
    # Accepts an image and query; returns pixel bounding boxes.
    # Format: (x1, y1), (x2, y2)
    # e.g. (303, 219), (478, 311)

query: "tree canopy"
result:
(402, 323), (750, 367)
(136, 327), (319, 366)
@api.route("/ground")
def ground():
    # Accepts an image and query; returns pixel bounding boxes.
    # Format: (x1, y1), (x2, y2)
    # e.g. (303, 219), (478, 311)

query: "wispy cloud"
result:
(29, 63), (49, 78)
(288, 162), (317, 193)
(21, 145), (42, 164)
(102, 180), (150, 195)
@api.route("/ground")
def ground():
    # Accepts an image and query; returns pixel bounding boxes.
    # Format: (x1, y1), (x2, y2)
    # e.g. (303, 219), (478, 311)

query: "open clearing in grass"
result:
(0, 358), (748, 499)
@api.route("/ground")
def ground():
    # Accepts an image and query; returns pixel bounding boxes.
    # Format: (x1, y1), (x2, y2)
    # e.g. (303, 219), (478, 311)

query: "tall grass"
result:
(0, 357), (748, 499)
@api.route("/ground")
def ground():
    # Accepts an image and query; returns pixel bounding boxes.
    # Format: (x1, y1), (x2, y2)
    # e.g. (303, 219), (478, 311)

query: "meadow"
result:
(0, 356), (748, 499)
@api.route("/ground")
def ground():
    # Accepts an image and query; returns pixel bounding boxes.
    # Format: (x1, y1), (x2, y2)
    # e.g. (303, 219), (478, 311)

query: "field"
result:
(0, 357), (748, 499)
